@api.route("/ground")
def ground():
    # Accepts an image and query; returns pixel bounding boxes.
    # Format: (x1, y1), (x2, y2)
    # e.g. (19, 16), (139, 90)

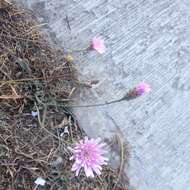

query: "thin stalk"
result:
(45, 98), (125, 109)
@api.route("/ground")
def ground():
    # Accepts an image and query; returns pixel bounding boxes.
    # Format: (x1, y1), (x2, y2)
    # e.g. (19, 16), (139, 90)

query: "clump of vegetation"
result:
(0, 1), (129, 189)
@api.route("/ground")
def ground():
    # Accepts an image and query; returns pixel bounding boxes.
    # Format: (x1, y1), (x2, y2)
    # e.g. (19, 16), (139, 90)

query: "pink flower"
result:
(133, 82), (151, 96)
(91, 36), (106, 54)
(70, 137), (108, 177)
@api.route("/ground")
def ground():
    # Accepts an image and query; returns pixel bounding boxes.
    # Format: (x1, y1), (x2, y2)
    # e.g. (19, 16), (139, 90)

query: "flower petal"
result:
(84, 165), (94, 178)
(91, 36), (106, 54)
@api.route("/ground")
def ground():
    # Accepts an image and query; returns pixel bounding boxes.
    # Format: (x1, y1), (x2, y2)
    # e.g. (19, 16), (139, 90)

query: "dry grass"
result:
(0, 1), (129, 189)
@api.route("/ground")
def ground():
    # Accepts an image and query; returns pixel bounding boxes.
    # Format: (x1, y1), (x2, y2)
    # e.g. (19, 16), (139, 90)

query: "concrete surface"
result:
(16, 0), (190, 189)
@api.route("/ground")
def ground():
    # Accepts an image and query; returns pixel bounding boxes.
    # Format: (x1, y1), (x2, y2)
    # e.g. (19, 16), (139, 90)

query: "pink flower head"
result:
(133, 82), (151, 96)
(91, 36), (106, 54)
(70, 137), (108, 177)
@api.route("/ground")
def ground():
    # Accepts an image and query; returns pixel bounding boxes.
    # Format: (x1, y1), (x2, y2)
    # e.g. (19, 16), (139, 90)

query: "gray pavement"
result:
(16, 0), (190, 189)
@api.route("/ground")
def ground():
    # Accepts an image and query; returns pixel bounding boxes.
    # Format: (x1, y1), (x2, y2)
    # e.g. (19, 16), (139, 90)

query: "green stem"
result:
(46, 98), (123, 108)
(67, 46), (90, 53)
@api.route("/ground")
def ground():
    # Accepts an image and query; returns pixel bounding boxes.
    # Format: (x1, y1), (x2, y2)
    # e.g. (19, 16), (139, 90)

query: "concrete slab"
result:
(16, 0), (190, 189)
